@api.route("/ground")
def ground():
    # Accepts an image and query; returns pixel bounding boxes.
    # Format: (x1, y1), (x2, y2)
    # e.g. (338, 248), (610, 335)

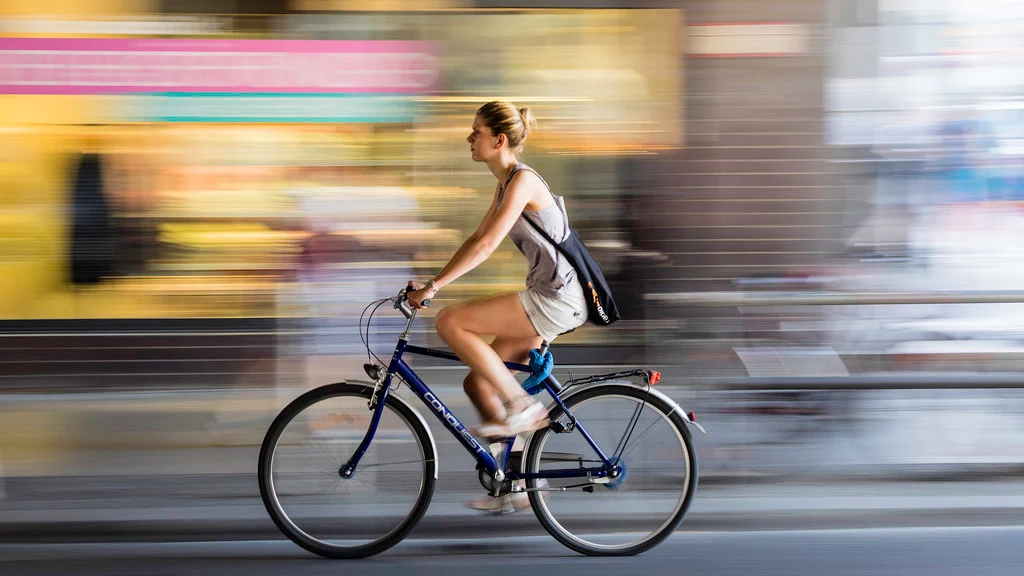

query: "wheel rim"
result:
(529, 393), (692, 552)
(266, 392), (430, 551)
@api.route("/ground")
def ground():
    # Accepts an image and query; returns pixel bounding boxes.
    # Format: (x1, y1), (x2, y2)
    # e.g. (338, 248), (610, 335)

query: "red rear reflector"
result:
(689, 411), (696, 422)
(649, 371), (661, 385)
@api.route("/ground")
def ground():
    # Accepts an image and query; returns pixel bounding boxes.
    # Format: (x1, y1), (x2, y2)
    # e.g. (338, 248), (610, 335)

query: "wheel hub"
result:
(604, 458), (627, 490)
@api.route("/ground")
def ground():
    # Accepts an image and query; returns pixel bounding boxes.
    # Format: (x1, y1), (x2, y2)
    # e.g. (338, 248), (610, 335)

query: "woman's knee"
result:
(434, 304), (461, 340)
(463, 371), (484, 396)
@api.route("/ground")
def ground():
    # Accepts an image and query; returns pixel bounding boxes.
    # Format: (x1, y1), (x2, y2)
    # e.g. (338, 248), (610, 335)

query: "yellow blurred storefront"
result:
(0, 5), (681, 324)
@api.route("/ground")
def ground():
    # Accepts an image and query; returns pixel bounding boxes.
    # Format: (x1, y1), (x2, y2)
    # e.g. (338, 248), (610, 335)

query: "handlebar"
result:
(394, 284), (430, 319)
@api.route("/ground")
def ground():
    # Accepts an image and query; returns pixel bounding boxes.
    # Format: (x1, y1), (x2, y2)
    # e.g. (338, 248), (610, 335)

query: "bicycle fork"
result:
(338, 379), (392, 479)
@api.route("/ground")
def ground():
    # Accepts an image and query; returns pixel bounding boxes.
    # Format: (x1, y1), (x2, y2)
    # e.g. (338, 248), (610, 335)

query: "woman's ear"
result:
(495, 133), (506, 149)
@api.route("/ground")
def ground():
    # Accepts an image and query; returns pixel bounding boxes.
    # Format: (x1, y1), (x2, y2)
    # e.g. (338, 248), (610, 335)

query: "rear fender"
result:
(556, 381), (706, 435)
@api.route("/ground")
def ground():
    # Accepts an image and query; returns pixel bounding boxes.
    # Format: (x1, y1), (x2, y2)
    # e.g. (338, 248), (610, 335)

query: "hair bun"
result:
(518, 106), (537, 136)
(476, 100), (535, 151)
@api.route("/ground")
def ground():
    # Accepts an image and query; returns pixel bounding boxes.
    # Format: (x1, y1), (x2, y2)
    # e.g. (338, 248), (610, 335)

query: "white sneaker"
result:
(467, 480), (549, 515)
(468, 492), (529, 515)
(472, 401), (548, 439)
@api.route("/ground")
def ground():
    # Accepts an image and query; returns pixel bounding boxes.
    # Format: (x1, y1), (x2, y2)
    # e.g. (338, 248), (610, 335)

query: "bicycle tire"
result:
(524, 383), (697, 556)
(258, 382), (437, 558)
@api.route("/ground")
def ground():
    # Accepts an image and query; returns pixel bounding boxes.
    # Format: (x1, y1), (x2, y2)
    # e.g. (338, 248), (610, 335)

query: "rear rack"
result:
(562, 369), (658, 391)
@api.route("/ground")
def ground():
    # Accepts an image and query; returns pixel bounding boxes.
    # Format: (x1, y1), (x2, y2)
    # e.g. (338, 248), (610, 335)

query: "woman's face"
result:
(466, 115), (501, 162)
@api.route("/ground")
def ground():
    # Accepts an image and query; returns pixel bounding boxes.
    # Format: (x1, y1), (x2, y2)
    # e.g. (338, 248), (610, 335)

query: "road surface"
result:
(3, 526), (1023, 576)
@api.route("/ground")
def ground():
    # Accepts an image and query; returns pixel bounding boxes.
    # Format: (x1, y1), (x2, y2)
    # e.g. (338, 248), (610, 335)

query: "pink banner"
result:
(0, 38), (438, 94)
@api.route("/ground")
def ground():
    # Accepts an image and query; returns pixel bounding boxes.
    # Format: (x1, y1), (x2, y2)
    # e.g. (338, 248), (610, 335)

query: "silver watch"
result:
(424, 279), (439, 294)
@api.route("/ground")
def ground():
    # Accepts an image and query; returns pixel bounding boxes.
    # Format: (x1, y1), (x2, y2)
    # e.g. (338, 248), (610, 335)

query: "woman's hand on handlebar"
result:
(406, 280), (435, 309)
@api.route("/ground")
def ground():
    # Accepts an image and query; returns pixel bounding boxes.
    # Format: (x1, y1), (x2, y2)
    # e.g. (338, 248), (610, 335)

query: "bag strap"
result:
(504, 164), (570, 245)
(522, 211), (571, 261)
(500, 164), (575, 264)
(499, 163), (558, 207)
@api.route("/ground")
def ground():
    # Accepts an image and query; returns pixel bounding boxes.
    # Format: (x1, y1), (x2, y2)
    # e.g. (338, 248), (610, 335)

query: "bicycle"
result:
(258, 285), (704, 558)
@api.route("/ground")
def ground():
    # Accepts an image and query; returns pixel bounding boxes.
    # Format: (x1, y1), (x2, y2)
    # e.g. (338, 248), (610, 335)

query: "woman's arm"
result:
(407, 174), (536, 307)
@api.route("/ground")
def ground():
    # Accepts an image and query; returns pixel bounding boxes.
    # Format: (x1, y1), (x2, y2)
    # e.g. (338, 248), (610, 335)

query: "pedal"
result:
(550, 420), (576, 433)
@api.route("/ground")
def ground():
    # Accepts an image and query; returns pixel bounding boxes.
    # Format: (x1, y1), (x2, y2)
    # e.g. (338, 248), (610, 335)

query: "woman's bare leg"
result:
(435, 292), (543, 415)
(463, 335), (540, 423)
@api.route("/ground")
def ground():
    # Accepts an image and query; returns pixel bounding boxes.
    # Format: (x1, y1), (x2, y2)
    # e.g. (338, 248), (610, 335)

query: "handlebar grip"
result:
(404, 284), (430, 308)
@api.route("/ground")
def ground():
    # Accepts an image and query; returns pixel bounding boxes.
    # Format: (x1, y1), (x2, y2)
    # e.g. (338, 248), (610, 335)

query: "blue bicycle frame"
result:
(341, 328), (616, 482)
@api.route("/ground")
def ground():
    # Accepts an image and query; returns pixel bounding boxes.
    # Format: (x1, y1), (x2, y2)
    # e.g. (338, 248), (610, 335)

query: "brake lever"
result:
(395, 285), (430, 319)
(402, 284), (431, 307)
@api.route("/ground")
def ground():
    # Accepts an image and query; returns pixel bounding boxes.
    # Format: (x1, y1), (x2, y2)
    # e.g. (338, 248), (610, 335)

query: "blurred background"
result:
(2, 0), (1024, 571)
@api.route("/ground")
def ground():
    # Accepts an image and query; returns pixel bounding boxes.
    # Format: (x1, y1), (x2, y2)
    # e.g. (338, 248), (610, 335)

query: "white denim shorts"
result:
(518, 280), (588, 343)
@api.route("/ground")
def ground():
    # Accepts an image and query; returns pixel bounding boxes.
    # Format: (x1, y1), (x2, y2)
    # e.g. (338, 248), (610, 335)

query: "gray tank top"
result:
(498, 163), (577, 298)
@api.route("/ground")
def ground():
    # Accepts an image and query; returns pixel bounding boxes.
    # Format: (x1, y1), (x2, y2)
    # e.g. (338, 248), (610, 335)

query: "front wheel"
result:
(258, 382), (437, 558)
(524, 384), (697, 555)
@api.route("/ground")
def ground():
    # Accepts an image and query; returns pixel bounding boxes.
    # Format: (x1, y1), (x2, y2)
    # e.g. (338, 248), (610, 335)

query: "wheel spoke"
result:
(259, 386), (436, 559)
(618, 417), (666, 461)
(525, 387), (695, 555)
(612, 401), (645, 460)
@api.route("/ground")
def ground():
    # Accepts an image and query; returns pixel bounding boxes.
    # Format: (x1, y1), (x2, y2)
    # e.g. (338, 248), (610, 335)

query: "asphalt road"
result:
(3, 526), (1023, 576)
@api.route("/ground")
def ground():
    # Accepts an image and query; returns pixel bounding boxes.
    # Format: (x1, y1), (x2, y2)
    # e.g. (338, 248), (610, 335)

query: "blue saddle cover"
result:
(521, 348), (553, 395)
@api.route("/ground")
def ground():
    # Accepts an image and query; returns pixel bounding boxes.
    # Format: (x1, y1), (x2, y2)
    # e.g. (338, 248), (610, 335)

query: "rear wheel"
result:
(524, 384), (697, 555)
(258, 383), (436, 558)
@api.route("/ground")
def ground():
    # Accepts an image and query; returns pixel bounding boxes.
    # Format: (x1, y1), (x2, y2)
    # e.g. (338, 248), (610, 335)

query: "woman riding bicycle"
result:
(261, 112), (699, 541)
(406, 101), (588, 443)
